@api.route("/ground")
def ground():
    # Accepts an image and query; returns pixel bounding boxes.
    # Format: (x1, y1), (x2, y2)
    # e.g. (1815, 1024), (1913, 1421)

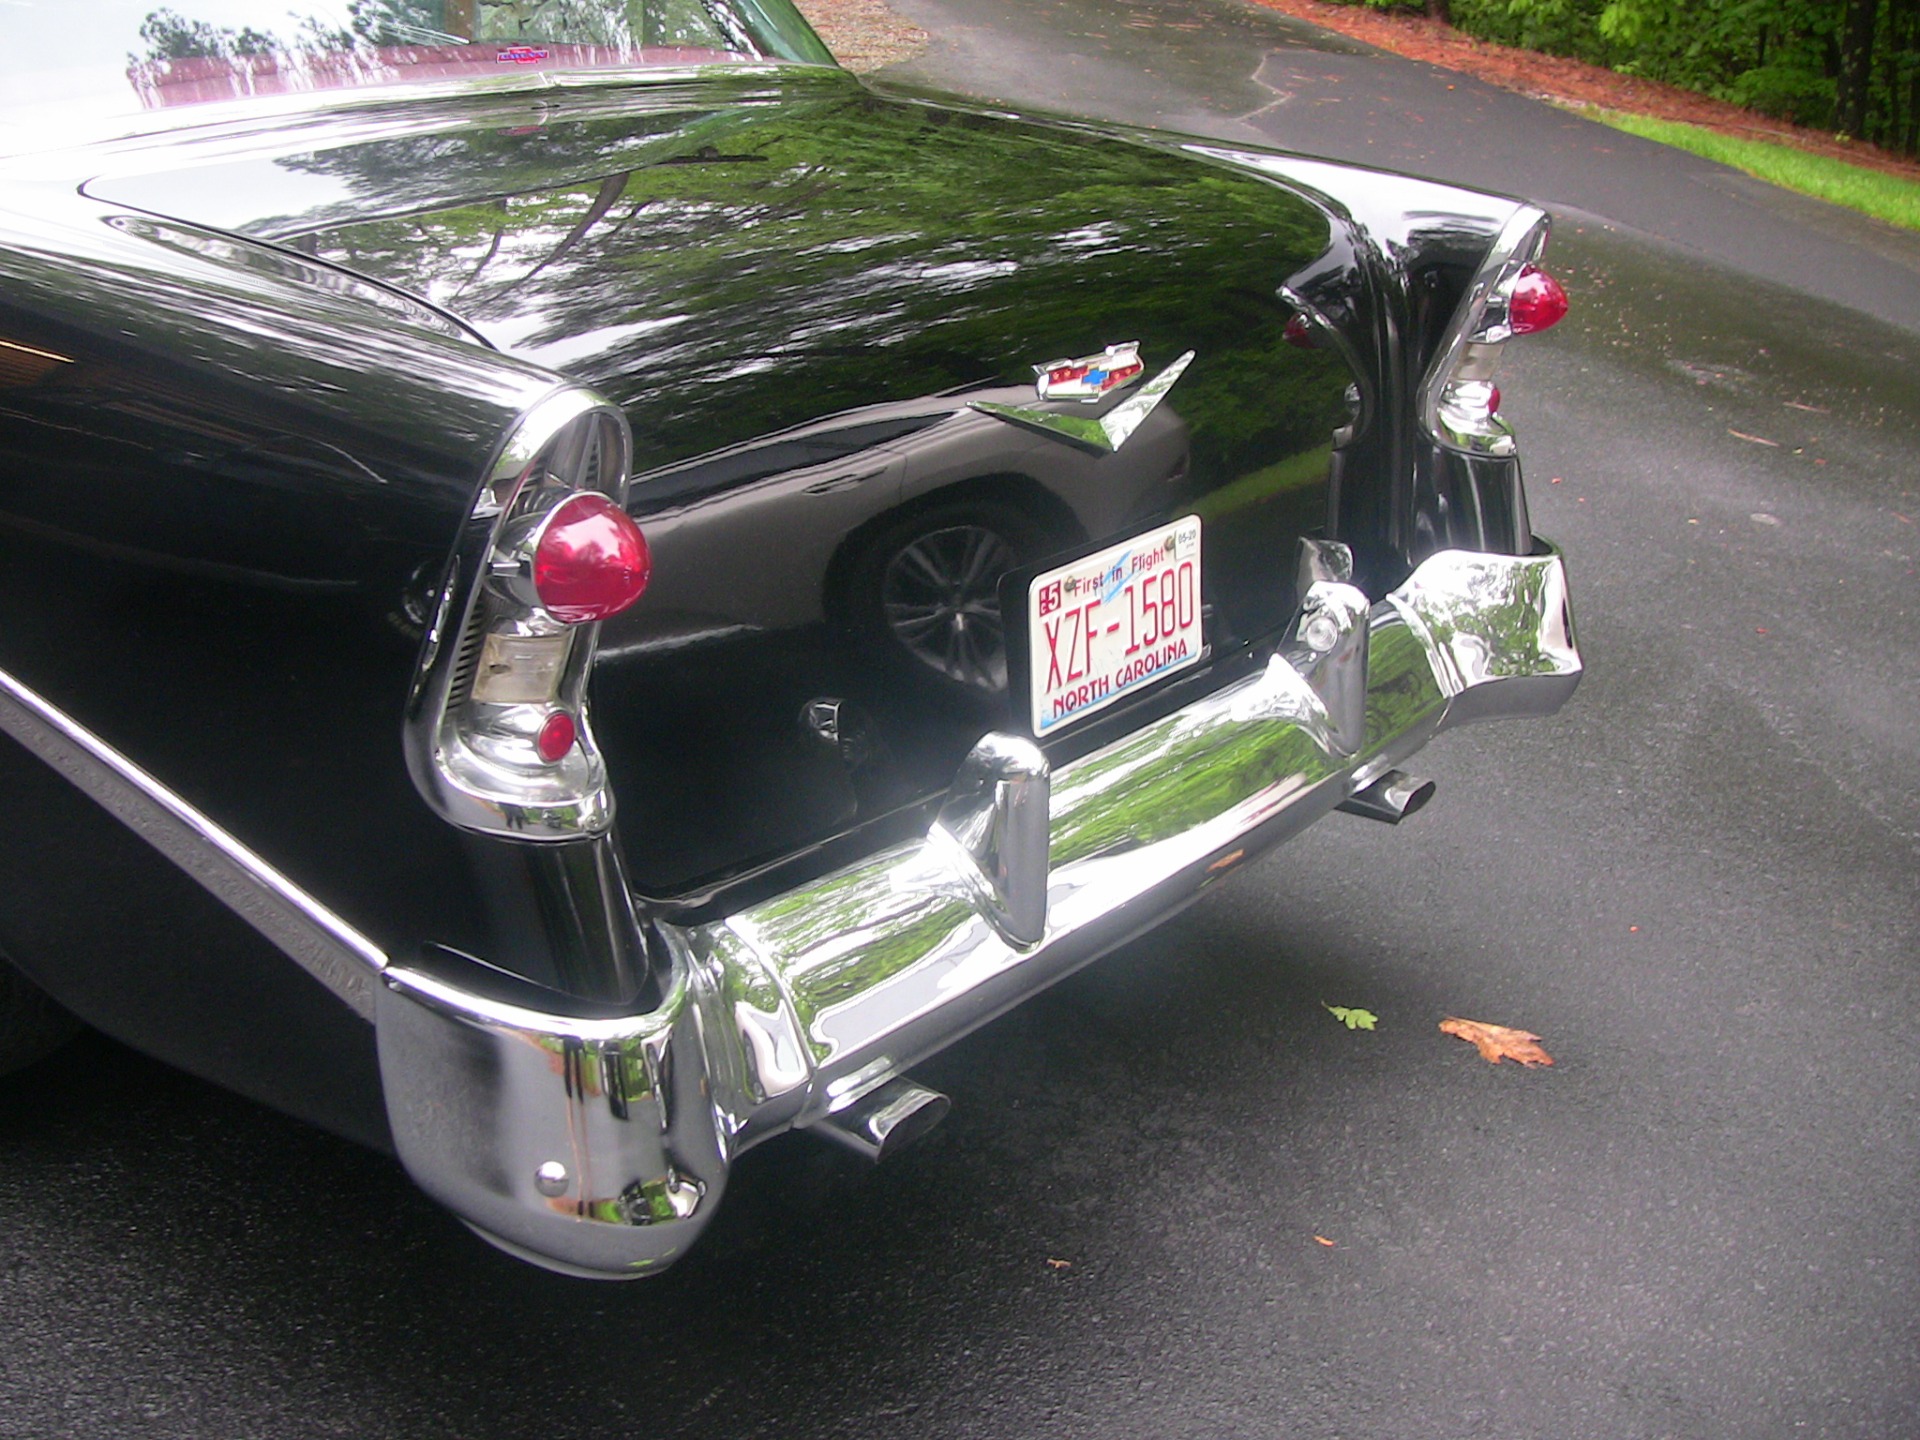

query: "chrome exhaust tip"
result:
(1338, 769), (1436, 824)
(812, 1077), (952, 1163)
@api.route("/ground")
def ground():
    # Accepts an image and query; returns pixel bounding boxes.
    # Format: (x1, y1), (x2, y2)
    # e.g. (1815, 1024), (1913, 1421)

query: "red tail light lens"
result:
(532, 492), (650, 624)
(1508, 265), (1568, 335)
(535, 710), (578, 764)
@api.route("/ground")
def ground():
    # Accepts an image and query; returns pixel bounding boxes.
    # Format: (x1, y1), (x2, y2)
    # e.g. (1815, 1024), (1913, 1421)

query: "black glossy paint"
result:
(1, 61), (1524, 1037)
(0, 188), (563, 1023)
(85, 67), (1524, 899)
(0, 728), (391, 1147)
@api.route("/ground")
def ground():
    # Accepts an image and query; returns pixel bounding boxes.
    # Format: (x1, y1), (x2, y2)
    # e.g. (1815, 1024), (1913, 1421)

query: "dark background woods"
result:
(1376, 0), (1920, 155)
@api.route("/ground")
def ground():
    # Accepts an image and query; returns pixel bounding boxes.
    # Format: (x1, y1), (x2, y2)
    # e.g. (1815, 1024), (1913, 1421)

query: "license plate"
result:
(1027, 515), (1203, 735)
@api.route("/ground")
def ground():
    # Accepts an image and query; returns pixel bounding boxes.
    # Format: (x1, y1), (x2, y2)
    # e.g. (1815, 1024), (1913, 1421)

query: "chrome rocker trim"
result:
(0, 667), (389, 1018)
(377, 543), (1580, 1278)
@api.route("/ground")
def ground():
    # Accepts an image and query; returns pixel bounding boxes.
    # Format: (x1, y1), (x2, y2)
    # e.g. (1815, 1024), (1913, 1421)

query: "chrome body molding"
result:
(376, 543), (1581, 1277)
(0, 667), (388, 1018)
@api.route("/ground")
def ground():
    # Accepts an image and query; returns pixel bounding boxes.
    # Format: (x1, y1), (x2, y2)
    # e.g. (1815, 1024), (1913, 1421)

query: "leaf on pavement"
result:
(1439, 1015), (1554, 1066)
(1323, 1002), (1378, 1031)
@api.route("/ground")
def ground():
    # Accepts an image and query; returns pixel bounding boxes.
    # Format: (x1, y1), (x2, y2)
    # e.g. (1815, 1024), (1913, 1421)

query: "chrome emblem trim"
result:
(1034, 342), (1144, 402)
(970, 349), (1195, 454)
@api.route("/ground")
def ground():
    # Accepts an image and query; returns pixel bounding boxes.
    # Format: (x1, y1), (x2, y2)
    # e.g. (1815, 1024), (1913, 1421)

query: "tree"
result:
(134, 7), (277, 61)
(1443, 0), (1920, 154)
(1837, 0), (1880, 134)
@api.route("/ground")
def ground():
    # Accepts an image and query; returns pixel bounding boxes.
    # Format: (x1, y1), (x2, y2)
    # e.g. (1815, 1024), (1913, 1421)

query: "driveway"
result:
(884, 0), (1920, 333)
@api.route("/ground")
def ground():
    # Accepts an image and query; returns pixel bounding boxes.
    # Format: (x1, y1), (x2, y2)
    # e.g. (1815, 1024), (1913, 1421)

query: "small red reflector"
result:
(535, 710), (577, 764)
(1488, 384), (1501, 414)
(1282, 314), (1318, 349)
(1508, 265), (1568, 335)
(533, 492), (650, 624)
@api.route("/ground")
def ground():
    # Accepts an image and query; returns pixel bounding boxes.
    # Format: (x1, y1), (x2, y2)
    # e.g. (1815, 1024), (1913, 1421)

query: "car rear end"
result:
(377, 159), (1580, 1279)
(0, 8), (1580, 1278)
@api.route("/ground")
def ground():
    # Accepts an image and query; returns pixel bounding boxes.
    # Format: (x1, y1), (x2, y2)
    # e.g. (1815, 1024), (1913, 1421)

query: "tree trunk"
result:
(1426, 0), (1451, 24)
(1897, 0), (1920, 154)
(1884, 10), (1901, 145)
(1836, 0), (1881, 137)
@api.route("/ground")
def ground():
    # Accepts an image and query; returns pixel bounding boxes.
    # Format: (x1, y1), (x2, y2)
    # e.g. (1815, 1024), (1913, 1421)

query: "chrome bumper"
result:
(376, 545), (1580, 1278)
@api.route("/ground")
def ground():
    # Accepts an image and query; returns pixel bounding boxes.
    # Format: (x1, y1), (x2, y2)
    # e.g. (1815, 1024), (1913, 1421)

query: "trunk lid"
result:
(89, 69), (1365, 901)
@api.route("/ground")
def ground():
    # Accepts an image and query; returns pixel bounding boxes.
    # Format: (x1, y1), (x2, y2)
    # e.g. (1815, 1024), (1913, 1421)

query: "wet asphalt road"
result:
(4, 4), (1920, 1438)
(885, 0), (1920, 332)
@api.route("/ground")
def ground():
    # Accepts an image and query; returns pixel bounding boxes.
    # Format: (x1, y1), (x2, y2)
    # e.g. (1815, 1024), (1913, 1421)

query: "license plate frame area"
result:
(1023, 514), (1204, 737)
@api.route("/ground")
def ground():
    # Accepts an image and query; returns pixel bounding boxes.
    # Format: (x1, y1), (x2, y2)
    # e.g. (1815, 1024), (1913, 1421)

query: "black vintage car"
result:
(0, 0), (1580, 1277)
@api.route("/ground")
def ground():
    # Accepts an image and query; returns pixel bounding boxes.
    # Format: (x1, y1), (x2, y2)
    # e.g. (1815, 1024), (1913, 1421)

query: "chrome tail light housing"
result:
(406, 387), (639, 840)
(1420, 205), (1565, 457)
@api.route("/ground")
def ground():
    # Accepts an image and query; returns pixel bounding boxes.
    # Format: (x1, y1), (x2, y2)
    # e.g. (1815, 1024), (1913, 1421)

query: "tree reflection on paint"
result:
(287, 73), (1354, 485)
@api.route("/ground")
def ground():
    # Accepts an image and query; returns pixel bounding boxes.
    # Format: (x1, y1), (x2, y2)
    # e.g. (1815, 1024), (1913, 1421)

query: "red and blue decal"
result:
(1035, 342), (1145, 402)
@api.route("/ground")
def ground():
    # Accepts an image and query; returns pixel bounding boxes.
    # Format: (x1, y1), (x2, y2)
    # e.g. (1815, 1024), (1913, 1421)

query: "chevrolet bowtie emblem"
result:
(969, 346), (1194, 454)
(1035, 342), (1144, 402)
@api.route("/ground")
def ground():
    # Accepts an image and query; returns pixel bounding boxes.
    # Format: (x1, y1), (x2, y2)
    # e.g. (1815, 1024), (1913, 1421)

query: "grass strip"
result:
(1581, 107), (1920, 232)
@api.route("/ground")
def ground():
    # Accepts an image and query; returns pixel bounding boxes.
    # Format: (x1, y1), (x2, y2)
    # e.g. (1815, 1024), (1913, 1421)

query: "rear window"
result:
(0, 1), (821, 151)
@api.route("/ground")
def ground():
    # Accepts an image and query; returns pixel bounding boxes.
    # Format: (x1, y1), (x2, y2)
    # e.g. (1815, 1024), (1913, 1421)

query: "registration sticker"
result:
(1028, 516), (1203, 735)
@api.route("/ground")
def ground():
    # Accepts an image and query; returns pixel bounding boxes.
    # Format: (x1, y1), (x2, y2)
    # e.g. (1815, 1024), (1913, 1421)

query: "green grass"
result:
(1190, 443), (1331, 526)
(1581, 107), (1920, 233)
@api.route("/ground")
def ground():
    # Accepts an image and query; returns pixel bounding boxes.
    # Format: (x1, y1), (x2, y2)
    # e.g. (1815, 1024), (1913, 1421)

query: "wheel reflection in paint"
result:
(880, 523), (1016, 690)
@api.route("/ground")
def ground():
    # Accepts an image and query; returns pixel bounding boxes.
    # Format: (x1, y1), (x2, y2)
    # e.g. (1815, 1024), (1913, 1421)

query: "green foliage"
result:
(1323, 1003), (1379, 1030)
(135, 7), (278, 60)
(1720, 58), (1837, 125)
(1442, 0), (1920, 152)
(1585, 105), (1920, 227)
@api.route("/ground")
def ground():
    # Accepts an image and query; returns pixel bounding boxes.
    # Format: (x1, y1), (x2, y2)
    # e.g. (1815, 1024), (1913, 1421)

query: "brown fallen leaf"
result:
(1439, 1016), (1555, 1067)
(1046, 1258), (1072, 1270)
(1313, 1235), (1337, 1247)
